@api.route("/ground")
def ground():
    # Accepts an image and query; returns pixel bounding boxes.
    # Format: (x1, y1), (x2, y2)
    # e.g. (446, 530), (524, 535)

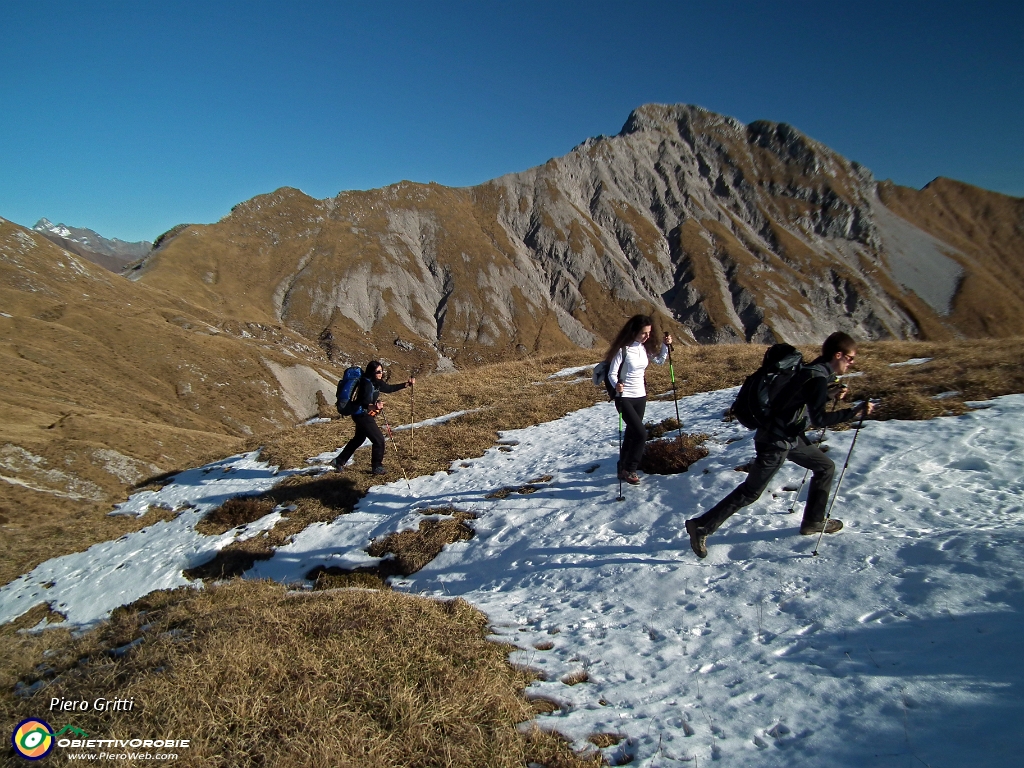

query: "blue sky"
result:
(2, 1), (1021, 243)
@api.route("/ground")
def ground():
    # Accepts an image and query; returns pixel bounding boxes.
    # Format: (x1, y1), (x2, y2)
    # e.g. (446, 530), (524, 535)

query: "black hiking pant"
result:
(335, 413), (386, 469)
(616, 396), (647, 472)
(690, 435), (835, 534)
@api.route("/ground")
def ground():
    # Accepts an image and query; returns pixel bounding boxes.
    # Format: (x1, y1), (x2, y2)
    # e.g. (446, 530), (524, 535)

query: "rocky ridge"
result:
(130, 104), (1024, 371)
(33, 218), (152, 273)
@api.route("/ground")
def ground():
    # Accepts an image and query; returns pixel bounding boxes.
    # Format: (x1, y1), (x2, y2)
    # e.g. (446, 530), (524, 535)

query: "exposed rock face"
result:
(132, 104), (1024, 369)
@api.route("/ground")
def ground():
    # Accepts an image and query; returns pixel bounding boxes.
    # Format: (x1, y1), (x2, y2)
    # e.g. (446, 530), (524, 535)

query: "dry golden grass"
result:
(181, 474), (365, 581)
(666, 338), (1024, 422)
(561, 669), (591, 686)
(645, 417), (683, 440)
(587, 732), (625, 749)
(195, 495), (277, 535)
(2, 580), (601, 767)
(838, 338), (1024, 421)
(527, 696), (563, 715)
(364, 509), (478, 576)
(301, 508), (477, 587)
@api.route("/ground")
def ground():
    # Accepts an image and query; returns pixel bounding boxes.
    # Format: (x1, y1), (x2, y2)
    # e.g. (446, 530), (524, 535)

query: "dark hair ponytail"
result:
(605, 314), (656, 363)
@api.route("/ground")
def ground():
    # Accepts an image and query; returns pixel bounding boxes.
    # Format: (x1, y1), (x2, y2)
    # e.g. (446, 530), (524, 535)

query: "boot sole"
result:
(799, 522), (843, 535)
(685, 520), (708, 559)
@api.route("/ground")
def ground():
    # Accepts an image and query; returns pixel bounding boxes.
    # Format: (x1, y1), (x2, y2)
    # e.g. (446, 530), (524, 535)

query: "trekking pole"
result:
(380, 409), (413, 492)
(410, 375), (416, 457)
(788, 396), (838, 514)
(616, 409), (625, 502)
(813, 406), (868, 557)
(665, 332), (683, 441)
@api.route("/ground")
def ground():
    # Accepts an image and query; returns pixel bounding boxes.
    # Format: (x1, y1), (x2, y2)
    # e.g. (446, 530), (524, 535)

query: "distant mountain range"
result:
(32, 218), (151, 272)
(128, 104), (1024, 372)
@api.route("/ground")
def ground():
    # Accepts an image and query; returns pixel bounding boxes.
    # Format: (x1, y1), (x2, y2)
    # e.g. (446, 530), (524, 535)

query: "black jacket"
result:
(353, 376), (408, 413)
(755, 358), (858, 448)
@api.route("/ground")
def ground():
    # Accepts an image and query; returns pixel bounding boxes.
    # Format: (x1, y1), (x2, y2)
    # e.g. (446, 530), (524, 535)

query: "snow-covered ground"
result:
(3, 384), (1024, 767)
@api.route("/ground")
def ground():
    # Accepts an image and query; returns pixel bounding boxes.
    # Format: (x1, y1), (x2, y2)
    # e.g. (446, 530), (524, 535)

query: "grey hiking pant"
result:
(691, 436), (835, 534)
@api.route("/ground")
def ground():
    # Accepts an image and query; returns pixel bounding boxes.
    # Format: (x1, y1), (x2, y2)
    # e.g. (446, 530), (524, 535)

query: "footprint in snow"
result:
(606, 520), (643, 535)
(859, 609), (900, 623)
(947, 457), (990, 472)
(796, 621), (823, 636)
(774, 640), (808, 657)
(726, 544), (754, 561)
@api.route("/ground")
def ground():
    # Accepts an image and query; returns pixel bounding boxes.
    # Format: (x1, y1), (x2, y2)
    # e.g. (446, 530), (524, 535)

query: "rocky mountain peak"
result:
(131, 104), (1024, 369)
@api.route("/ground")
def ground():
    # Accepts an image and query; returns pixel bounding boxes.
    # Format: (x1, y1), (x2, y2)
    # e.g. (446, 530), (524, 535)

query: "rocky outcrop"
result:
(131, 104), (1024, 369)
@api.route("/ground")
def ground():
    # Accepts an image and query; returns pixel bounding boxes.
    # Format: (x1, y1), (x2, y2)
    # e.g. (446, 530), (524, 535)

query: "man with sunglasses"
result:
(685, 332), (874, 559)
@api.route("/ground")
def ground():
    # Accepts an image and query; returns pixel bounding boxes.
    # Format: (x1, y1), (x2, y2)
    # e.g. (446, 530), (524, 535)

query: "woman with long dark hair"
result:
(605, 315), (672, 485)
(333, 361), (414, 475)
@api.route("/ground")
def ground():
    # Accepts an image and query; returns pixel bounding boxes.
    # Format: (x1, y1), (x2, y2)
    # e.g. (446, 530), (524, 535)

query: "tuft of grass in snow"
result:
(195, 495), (276, 535)
(305, 507), (478, 585)
(365, 509), (478, 576)
(641, 433), (711, 475)
(587, 732), (625, 748)
(645, 416), (683, 440)
(562, 669), (591, 686)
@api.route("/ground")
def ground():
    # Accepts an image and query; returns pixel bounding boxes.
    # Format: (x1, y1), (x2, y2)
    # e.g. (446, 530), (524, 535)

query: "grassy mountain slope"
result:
(0, 219), (344, 581)
(878, 177), (1024, 337)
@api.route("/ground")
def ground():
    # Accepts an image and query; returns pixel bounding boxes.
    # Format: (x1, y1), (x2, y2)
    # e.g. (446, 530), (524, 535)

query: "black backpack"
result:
(592, 349), (626, 400)
(731, 344), (805, 430)
(336, 367), (364, 416)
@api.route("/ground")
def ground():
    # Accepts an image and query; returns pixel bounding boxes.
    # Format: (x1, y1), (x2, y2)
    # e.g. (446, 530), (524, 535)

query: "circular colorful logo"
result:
(11, 719), (55, 760)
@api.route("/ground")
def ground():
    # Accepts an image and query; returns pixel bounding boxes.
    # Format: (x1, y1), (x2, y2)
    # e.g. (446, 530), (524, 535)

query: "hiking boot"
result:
(685, 519), (708, 559)
(800, 519), (843, 535)
(618, 469), (640, 485)
(371, 465), (387, 476)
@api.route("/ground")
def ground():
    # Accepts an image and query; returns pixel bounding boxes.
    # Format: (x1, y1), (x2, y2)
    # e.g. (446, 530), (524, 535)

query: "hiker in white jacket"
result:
(605, 314), (671, 485)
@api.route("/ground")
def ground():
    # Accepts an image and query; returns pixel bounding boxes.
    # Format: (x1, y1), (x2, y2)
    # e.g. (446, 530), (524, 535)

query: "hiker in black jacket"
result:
(333, 361), (414, 475)
(684, 332), (874, 559)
